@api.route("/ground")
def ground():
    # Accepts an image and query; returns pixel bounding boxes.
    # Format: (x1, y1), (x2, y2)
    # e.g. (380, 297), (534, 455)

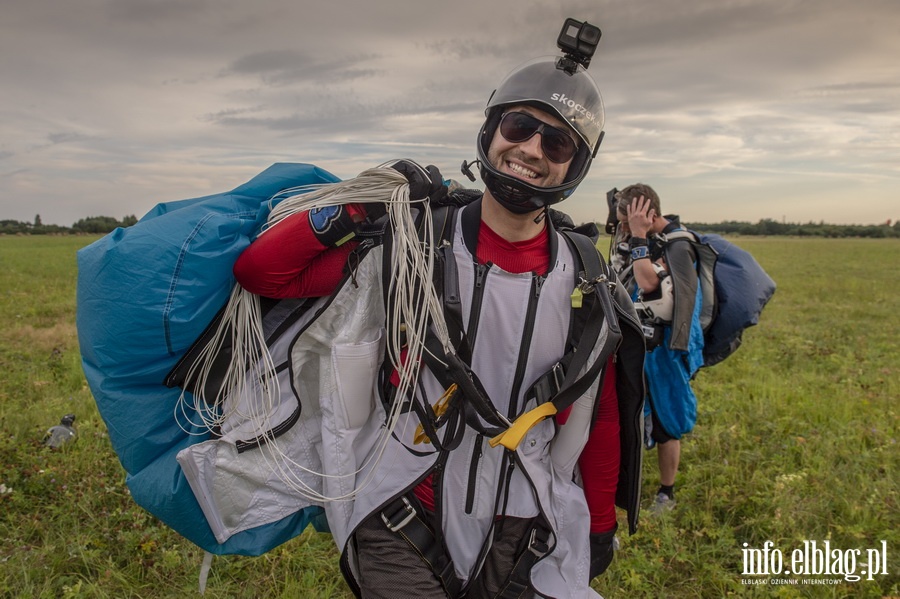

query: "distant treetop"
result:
(0, 215), (138, 235)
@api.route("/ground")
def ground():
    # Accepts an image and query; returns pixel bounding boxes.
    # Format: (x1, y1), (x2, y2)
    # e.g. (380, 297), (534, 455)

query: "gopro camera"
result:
(605, 187), (619, 234)
(557, 18), (601, 71)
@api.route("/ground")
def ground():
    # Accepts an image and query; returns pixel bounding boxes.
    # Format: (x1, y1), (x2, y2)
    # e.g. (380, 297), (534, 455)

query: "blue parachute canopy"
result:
(76, 163), (338, 555)
(699, 233), (777, 366)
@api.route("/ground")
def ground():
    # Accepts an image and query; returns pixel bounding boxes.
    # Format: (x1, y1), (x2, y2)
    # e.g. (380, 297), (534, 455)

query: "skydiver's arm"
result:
(233, 204), (367, 298)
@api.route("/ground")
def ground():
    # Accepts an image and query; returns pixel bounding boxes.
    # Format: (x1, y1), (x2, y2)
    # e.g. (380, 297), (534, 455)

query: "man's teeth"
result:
(508, 162), (539, 179)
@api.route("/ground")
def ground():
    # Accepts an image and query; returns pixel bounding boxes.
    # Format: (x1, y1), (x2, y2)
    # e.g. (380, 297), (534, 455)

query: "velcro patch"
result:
(309, 205), (343, 234)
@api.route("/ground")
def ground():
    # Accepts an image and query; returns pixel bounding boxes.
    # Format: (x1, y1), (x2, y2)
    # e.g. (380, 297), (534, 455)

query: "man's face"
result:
(486, 104), (578, 189)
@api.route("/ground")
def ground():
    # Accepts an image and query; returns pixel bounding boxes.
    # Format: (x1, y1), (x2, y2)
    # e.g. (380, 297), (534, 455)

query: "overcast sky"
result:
(1, 0), (898, 227)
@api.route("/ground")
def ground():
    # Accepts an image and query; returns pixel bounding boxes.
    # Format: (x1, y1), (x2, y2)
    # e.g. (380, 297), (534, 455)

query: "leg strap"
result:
(379, 496), (462, 597)
(495, 523), (552, 599)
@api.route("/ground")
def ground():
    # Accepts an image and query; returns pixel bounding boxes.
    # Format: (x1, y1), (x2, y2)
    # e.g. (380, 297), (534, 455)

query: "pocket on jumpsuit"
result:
(331, 330), (384, 430)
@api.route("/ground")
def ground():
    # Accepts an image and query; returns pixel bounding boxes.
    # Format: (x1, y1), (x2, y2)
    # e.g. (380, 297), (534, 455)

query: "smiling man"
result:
(233, 19), (645, 599)
(479, 105), (582, 243)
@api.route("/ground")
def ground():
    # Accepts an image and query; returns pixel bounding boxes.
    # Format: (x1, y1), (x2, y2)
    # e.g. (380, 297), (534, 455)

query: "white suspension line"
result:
(175, 165), (453, 503)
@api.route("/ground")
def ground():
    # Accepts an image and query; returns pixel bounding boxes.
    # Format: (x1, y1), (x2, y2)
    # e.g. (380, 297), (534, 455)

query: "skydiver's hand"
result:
(384, 159), (448, 204)
(626, 195), (655, 238)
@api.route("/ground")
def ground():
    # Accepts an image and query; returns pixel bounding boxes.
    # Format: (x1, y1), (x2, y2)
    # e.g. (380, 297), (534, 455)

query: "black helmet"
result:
(476, 55), (605, 213)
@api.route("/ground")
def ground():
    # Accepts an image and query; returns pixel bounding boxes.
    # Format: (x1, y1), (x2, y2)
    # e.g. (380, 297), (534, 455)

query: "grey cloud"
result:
(228, 50), (311, 74)
(224, 50), (380, 85)
(807, 81), (900, 94)
(833, 101), (898, 115)
(202, 106), (266, 121)
(209, 100), (480, 135)
(424, 40), (500, 61)
(424, 37), (526, 62)
(47, 132), (93, 145)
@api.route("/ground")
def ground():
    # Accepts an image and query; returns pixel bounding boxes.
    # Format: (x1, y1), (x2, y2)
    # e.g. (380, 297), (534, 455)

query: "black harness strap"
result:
(379, 495), (462, 597)
(495, 522), (553, 599)
(516, 231), (622, 422)
(421, 332), (507, 437)
(419, 203), (509, 438)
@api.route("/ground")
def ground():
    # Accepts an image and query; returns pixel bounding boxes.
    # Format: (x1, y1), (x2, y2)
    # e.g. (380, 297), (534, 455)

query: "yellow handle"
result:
(413, 384), (458, 445)
(489, 402), (558, 451)
(413, 424), (432, 445)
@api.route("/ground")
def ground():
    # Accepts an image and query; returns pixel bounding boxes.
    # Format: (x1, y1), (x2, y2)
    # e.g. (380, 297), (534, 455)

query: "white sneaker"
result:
(650, 492), (676, 514)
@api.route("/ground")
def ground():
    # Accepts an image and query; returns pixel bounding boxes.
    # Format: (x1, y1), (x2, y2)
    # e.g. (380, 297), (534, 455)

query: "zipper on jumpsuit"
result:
(464, 434), (484, 515)
(467, 262), (490, 345)
(460, 261), (489, 515)
(464, 273), (547, 592)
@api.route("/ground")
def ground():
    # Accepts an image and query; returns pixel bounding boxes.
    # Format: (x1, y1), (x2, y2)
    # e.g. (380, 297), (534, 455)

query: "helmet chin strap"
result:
(461, 155), (545, 214)
(482, 166), (558, 215)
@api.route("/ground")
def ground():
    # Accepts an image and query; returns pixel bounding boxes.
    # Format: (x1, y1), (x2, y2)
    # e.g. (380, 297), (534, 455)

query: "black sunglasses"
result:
(498, 111), (578, 163)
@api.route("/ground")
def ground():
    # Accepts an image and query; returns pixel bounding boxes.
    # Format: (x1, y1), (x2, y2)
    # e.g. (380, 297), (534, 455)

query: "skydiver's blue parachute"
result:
(662, 230), (777, 367)
(76, 163), (338, 555)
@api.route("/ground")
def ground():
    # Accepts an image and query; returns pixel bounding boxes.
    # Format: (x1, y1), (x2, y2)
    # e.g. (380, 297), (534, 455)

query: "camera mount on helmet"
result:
(556, 18), (602, 73)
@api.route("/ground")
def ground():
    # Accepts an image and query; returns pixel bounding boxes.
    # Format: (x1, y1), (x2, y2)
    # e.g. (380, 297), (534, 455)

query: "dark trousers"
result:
(354, 504), (537, 599)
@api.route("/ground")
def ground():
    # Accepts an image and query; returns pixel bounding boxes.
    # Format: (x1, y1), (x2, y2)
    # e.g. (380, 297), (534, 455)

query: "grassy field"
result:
(0, 235), (897, 598)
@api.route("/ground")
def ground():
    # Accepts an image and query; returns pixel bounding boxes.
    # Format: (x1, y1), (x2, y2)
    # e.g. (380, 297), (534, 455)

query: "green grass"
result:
(1, 235), (897, 598)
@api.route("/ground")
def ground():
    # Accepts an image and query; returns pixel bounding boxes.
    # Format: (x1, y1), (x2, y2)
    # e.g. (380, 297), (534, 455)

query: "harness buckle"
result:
(381, 497), (416, 532)
(577, 276), (594, 295)
(527, 527), (551, 558)
(580, 273), (616, 295)
(551, 362), (565, 393)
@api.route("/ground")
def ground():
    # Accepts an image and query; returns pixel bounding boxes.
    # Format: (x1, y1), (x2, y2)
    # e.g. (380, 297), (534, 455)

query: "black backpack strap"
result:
(428, 204), (468, 356)
(553, 230), (622, 412)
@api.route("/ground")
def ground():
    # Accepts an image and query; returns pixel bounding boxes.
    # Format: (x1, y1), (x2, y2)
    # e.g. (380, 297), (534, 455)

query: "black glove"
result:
(386, 160), (447, 204)
(588, 524), (618, 579)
